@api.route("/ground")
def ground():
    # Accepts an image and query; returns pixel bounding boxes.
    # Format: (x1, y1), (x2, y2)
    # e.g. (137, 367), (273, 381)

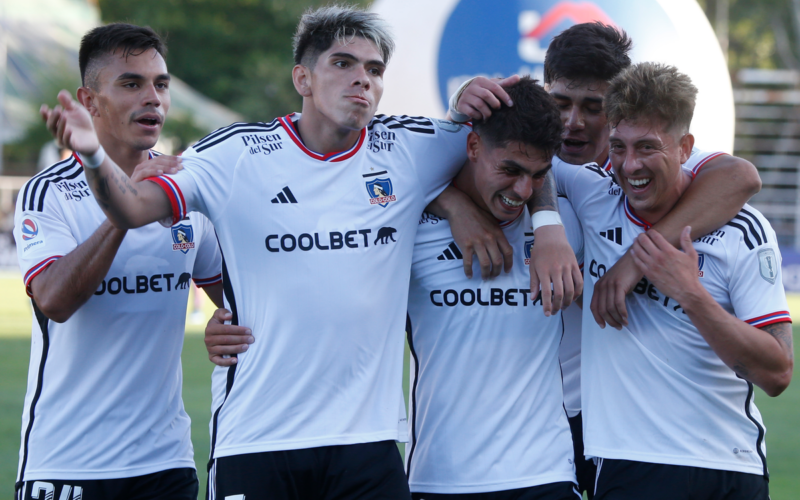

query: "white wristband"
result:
(80, 146), (106, 169)
(448, 77), (477, 123)
(531, 210), (563, 231)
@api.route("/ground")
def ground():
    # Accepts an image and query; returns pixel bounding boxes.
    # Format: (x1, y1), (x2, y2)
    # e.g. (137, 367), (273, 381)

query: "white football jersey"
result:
(405, 199), (582, 494)
(553, 149), (727, 418)
(13, 153), (222, 481)
(153, 114), (469, 459)
(557, 149), (790, 476)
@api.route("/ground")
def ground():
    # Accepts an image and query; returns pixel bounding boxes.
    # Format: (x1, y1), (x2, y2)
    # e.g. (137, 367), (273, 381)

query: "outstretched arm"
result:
(591, 155), (761, 329)
(42, 90), (173, 228)
(631, 228), (792, 397)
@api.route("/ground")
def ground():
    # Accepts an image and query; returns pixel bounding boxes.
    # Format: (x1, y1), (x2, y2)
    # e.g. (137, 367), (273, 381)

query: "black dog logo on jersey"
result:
(366, 178), (397, 207)
(176, 272), (192, 289)
(374, 227), (397, 244)
(171, 223), (195, 253)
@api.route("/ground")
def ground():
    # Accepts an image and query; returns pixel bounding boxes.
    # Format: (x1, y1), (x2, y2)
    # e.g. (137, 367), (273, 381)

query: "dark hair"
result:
(293, 5), (394, 66)
(472, 76), (563, 159)
(544, 22), (632, 85)
(605, 62), (697, 133)
(79, 23), (167, 88)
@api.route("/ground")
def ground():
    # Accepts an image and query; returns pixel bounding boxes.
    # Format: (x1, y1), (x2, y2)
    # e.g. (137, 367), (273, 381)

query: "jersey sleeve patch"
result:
(757, 248), (779, 284)
(746, 311), (792, 328)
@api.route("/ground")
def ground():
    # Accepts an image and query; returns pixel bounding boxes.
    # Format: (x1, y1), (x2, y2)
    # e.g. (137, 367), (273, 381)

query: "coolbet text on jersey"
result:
(405, 198), (583, 494)
(556, 149), (790, 477)
(14, 152), (222, 483)
(150, 114), (470, 464)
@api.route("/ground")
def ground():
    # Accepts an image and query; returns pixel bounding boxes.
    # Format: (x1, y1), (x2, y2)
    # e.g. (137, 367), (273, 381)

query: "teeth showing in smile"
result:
(628, 178), (650, 187)
(500, 194), (524, 207)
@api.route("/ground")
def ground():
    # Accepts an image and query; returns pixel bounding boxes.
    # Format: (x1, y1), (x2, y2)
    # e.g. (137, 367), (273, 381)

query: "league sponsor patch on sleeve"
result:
(757, 248), (778, 284)
(20, 216), (45, 253)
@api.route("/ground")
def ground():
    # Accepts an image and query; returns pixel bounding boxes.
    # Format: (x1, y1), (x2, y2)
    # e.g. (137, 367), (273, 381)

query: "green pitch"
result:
(0, 276), (797, 499)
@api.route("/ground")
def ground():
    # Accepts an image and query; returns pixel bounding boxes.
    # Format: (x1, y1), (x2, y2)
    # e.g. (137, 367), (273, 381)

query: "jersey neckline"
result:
(623, 197), (653, 230)
(278, 113), (366, 162)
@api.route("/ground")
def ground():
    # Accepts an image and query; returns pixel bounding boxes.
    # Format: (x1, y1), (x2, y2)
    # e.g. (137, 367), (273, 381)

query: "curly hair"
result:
(472, 76), (563, 160)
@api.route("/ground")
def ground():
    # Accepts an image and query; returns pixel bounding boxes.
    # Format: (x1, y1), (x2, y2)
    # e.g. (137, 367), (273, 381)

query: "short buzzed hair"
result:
(473, 76), (563, 160)
(544, 22), (632, 85)
(292, 5), (394, 67)
(604, 62), (697, 134)
(79, 23), (166, 89)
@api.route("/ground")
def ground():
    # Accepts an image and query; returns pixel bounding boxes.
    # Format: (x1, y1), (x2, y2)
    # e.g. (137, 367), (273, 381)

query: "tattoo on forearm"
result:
(527, 170), (558, 212)
(762, 322), (794, 360)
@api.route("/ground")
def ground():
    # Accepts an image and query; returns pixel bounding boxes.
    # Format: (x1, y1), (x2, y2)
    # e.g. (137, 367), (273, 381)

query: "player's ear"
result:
(76, 87), (100, 118)
(678, 132), (694, 164)
(292, 64), (313, 98)
(466, 131), (481, 163)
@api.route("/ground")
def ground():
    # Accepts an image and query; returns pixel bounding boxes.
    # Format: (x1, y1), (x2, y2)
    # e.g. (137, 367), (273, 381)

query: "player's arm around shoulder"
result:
(630, 226), (792, 397)
(591, 152), (761, 330)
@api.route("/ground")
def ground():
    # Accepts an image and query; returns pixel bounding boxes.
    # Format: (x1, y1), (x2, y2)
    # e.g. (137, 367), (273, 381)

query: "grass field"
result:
(0, 274), (797, 498)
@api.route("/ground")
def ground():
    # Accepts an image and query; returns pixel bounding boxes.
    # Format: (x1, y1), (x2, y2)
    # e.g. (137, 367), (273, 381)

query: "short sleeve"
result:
(727, 226), (791, 328)
(401, 117), (470, 206)
(683, 148), (727, 179)
(148, 124), (250, 225)
(190, 213), (223, 288)
(559, 196), (583, 265)
(553, 159), (604, 216)
(14, 182), (78, 293)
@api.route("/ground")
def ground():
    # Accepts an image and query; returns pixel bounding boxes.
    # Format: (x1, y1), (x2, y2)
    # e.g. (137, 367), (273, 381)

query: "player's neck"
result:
(97, 132), (151, 177)
(296, 106), (363, 155)
(593, 147), (609, 167)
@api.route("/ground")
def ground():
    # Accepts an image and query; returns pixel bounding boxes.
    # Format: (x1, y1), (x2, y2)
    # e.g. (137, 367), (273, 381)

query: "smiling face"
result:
(609, 119), (694, 223)
(547, 77), (609, 165)
(299, 36), (385, 133)
(88, 48), (170, 153)
(460, 132), (552, 221)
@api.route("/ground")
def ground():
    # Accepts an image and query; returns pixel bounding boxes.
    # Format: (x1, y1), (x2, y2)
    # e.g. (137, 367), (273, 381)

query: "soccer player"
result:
(449, 22), (761, 498)
(558, 62), (792, 499)
(204, 77), (584, 499)
(39, 6), (575, 499)
(405, 78), (582, 499)
(14, 24), (223, 500)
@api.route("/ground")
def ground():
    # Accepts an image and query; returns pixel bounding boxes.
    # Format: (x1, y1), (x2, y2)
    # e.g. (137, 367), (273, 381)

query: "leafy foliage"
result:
(699, 0), (800, 70)
(98, 0), (369, 121)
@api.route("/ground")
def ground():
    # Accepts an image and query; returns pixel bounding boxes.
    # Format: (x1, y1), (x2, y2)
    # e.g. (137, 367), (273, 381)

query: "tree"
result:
(99, 0), (369, 121)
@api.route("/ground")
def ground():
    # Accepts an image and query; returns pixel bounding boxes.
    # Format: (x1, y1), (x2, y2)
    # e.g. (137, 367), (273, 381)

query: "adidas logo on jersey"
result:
(600, 227), (623, 245)
(437, 242), (463, 261)
(271, 186), (297, 204)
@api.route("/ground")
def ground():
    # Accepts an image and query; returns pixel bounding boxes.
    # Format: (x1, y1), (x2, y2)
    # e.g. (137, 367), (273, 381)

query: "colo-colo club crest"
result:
(523, 237), (535, 266)
(366, 177), (397, 207)
(172, 223), (195, 253)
